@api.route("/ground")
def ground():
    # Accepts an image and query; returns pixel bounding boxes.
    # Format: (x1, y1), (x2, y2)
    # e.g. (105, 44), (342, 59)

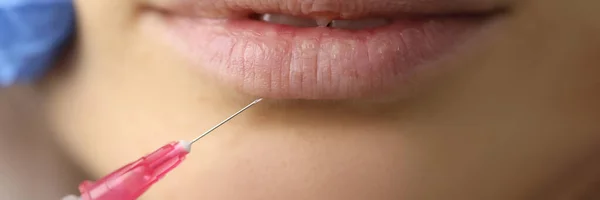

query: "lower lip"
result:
(155, 14), (489, 99)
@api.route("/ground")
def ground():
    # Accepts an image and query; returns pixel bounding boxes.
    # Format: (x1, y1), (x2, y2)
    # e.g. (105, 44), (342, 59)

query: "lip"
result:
(144, 0), (504, 99)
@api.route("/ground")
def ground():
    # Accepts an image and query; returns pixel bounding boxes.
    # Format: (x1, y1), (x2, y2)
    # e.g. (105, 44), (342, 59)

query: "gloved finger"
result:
(0, 0), (75, 87)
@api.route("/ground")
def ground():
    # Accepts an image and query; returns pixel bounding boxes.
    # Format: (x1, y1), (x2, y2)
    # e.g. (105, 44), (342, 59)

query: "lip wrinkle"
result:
(314, 34), (323, 98)
(267, 43), (276, 95)
(288, 34), (300, 97)
(317, 35), (333, 97)
(233, 40), (247, 90)
(226, 36), (236, 81)
(364, 36), (375, 93)
(240, 40), (247, 91)
(298, 38), (316, 97)
(359, 37), (374, 93)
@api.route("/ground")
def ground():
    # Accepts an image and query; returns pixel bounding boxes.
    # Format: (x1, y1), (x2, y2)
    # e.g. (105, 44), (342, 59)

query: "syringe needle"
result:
(190, 98), (263, 144)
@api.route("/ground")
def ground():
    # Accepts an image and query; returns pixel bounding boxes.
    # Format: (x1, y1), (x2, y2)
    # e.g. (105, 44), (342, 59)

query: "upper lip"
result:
(147, 0), (505, 20)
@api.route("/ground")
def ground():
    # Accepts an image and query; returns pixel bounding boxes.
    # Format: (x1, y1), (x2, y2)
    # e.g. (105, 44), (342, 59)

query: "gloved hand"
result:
(0, 0), (75, 87)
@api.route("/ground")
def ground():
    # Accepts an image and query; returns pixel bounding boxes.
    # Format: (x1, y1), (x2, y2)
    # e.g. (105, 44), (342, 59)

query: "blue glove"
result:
(0, 0), (75, 87)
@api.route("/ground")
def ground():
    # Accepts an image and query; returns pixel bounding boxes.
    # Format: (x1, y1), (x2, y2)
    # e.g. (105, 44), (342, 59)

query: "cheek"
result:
(74, 0), (140, 56)
(74, 0), (136, 27)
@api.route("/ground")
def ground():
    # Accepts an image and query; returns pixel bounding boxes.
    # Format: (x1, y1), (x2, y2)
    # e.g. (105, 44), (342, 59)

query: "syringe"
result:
(62, 98), (263, 200)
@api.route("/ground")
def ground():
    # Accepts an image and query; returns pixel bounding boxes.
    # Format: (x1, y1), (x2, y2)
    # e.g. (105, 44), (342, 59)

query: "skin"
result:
(40, 0), (600, 199)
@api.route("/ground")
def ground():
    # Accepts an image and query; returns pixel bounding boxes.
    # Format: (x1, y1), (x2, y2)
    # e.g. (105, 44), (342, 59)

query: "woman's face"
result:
(45, 0), (600, 199)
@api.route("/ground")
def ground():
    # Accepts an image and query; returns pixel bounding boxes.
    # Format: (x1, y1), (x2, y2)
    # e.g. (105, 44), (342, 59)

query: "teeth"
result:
(260, 13), (318, 27)
(329, 18), (391, 30)
(315, 18), (332, 27)
(259, 14), (390, 30)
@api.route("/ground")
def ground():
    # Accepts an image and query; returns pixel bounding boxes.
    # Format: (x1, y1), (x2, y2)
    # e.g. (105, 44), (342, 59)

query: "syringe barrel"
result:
(77, 141), (189, 200)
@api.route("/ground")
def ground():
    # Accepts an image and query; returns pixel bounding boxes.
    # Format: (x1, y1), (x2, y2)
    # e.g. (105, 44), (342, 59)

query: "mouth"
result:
(143, 0), (507, 99)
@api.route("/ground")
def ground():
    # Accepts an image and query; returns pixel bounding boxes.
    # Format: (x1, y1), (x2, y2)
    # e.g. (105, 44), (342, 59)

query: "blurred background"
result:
(0, 86), (82, 199)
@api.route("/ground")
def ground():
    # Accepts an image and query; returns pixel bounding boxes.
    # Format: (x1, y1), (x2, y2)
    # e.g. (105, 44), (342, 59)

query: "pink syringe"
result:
(62, 99), (263, 200)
